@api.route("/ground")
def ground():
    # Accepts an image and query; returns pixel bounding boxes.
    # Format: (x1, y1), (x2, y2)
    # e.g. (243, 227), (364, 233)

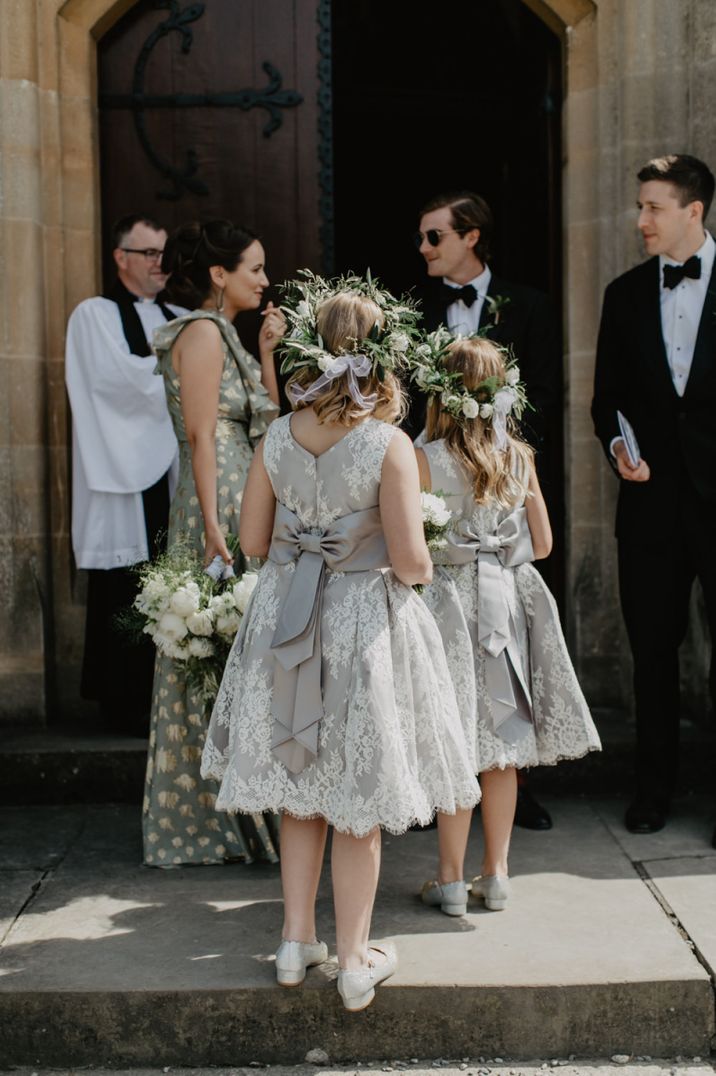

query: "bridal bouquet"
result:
(119, 541), (258, 705)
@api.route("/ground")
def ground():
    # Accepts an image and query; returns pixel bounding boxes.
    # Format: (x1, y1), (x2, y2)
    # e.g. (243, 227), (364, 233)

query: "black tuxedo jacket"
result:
(592, 256), (716, 539)
(406, 274), (560, 445)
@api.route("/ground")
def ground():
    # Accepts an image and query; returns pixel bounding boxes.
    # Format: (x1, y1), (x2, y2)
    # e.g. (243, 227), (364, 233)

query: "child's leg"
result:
(436, 808), (473, 883)
(331, 826), (381, 970)
(280, 813), (329, 942)
(479, 766), (517, 876)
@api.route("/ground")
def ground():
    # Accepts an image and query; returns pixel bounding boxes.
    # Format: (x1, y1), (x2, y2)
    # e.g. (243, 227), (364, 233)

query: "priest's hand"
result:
(204, 524), (234, 568)
(614, 440), (650, 482)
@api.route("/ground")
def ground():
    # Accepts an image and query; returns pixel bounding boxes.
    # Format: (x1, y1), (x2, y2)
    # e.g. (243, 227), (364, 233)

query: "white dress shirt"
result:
(443, 265), (492, 335)
(659, 230), (715, 396)
(66, 296), (183, 570)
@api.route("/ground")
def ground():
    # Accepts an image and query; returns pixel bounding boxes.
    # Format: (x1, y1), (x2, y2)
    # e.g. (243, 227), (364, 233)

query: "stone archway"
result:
(0, 0), (600, 724)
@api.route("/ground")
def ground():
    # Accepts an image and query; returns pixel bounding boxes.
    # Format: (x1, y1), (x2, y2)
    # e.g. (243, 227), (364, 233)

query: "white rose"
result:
(389, 332), (410, 354)
(414, 364), (431, 385)
(420, 492), (451, 528)
(415, 343), (432, 360)
(233, 572), (259, 615)
(188, 637), (215, 659)
(480, 403), (494, 419)
(209, 593), (233, 616)
(505, 366), (520, 386)
(296, 300), (311, 318)
(461, 397), (480, 419)
(169, 582), (201, 618)
(445, 394), (460, 410)
(185, 609), (214, 637)
(157, 611), (189, 643)
(317, 354), (337, 373)
(216, 612), (241, 637)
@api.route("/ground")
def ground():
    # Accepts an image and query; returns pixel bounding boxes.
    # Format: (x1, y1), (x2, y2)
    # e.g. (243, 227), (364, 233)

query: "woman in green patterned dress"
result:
(142, 220), (282, 867)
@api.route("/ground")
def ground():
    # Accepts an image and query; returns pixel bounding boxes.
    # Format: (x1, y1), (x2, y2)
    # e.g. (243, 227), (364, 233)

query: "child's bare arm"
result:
(525, 465), (553, 560)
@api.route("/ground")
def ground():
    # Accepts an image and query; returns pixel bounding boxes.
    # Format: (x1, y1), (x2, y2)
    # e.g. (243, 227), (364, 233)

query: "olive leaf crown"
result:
(409, 324), (529, 425)
(278, 269), (422, 381)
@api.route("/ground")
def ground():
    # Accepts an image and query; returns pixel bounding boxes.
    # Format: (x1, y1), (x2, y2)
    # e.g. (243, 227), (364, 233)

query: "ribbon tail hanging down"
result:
(270, 550), (326, 774)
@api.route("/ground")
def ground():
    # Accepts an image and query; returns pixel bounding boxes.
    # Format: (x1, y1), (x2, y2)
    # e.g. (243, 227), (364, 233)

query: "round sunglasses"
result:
(413, 228), (469, 249)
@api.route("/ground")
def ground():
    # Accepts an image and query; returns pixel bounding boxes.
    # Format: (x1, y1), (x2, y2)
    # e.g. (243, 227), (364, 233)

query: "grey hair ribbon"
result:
(268, 502), (390, 774)
(445, 507), (536, 738)
(288, 353), (378, 410)
(491, 387), (518, 451)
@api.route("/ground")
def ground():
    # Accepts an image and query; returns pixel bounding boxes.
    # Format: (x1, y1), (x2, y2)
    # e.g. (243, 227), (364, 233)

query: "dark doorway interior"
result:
(332, 0), (564, 604)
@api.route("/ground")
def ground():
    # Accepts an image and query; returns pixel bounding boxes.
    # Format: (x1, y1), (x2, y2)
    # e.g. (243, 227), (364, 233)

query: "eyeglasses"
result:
(413, 228), (467, 249)
(121, 247), (165, 261)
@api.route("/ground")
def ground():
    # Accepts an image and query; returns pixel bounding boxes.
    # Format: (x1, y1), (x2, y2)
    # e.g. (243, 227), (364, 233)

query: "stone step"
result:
(1, 711), (714, 805)
(0, 798), (714, 1065)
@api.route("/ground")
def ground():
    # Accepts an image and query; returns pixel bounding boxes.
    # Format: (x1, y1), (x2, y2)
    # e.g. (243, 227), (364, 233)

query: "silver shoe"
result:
(336, 942), (397, 1012)
(421, 878), (468, 916)
(275, 939), (328, 986)
(471, 874), (511, 911)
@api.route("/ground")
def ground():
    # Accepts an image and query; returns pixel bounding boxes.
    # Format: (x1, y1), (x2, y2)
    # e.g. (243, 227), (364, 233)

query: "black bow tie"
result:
(439, 283), (478, 308)
(663, 255), (701, 290)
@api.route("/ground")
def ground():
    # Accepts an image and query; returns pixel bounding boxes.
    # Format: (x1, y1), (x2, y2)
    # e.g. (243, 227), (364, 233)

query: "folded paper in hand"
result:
(617, 410), (641, 468)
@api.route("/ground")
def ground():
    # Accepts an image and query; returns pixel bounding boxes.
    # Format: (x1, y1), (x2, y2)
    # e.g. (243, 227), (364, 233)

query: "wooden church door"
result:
(98, 0), (331, 293)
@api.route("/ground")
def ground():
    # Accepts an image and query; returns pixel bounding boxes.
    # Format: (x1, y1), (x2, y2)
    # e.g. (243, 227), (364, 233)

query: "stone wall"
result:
(0, 0), (713, 727)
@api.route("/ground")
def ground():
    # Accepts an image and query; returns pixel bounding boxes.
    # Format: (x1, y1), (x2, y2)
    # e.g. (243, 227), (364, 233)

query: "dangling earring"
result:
(214, 286), (225, 312)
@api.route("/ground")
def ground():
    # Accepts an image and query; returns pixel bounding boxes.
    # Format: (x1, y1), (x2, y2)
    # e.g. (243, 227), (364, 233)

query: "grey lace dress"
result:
(142, 310), (280, 867)
(201, 415), (481, 836)
(420, 438), (601, 772)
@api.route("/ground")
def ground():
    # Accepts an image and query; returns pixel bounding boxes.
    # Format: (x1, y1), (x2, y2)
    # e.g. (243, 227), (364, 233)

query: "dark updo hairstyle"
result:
(161, 219), (259, 308)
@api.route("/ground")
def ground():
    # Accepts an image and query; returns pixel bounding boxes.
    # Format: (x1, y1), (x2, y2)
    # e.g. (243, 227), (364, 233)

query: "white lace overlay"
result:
(201, 419), (480, 835)
(420, 438), (601, 772)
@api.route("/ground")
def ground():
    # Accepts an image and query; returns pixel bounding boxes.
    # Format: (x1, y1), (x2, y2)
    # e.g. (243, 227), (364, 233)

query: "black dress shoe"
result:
(513, 786), (553, 830)
(624, 799), (667, 834)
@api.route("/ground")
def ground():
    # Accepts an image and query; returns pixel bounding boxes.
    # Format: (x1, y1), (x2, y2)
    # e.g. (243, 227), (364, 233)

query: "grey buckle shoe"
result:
(275, 939), (328, 986)
(471, 874), (511, 911)
(337, 942), (397, 1012)
(421, 878), (468, 916)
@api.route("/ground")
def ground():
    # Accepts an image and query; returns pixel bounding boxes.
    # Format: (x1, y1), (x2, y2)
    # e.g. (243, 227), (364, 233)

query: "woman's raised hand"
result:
(259, 301), (287, 353)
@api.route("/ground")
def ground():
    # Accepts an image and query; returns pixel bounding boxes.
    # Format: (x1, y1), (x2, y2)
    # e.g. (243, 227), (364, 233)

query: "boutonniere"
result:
(483, 293), (510, 330)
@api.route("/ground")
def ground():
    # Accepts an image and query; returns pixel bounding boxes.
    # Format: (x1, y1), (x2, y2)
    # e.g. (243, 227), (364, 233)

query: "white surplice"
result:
(65, 296), (183, 570)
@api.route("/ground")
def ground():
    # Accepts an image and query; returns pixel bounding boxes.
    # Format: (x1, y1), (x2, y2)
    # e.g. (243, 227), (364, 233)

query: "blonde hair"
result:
(286, 292), (405, 426)
(425, 337), (533, 507)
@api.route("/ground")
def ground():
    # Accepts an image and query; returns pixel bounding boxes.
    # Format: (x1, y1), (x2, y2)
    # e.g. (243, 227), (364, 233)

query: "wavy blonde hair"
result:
(286, 292), (405, 426)
(425, 336), (533, 507)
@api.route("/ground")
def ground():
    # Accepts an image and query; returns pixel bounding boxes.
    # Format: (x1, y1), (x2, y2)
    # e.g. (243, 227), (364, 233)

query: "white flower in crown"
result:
(233, 572), (259, 615)
(505, 366), (520, 387)
(296, 300), (311, 319)
(462, 397), (480, 420)
(415, 343), (432, 360)
(389, 331), (410, 354)
(156, 611), (189, 643)
(317, 354), (338, 374)
(480, 403), (494, 419)
(420, 491), (452, 528)
(185, 609), (214, 637)
(414, 364), (431, 386)
(169, 582), (201, 618)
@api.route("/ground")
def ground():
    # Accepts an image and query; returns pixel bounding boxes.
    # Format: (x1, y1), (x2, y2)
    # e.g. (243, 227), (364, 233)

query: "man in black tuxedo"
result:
(408, 190), (560, 450)
(412, 190), (561, 831)
(592, 154), (716, 844)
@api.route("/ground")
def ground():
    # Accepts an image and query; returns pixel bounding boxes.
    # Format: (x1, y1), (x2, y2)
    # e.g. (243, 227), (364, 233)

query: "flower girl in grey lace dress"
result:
(201, 280), (480, 1010)
(413, 335), (601, 918)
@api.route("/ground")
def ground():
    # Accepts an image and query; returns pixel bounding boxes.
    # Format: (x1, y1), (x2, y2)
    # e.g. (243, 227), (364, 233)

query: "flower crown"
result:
(410, 325), (529, 434)
(279, 269), (422, 383)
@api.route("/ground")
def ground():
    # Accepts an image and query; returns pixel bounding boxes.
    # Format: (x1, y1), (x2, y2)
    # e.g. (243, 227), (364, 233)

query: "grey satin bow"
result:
(268, 502), (390, 774)
(445, 507), (536, 737)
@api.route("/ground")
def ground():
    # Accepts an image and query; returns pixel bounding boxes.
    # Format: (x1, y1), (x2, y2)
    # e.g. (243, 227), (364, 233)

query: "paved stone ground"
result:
(1, 796), (715, 1065)
(4, 1063), (716, 1075)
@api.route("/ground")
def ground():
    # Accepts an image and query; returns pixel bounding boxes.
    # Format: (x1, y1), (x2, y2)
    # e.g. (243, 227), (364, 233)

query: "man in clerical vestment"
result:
(65, 215), (184, 733)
